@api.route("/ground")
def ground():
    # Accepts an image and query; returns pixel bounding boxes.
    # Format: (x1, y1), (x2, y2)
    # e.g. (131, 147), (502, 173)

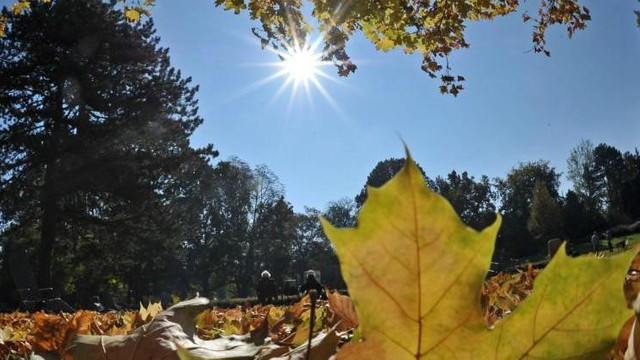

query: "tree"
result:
(290, 200), (353, 290)
(566, 139), (604, 214)
(593, 143), (632, 224)
(435, 171), (496, 231)
(254, 196), (296, 287)
(324, 198), (357, 228)
(0, 0), (216, 298)
(235, 163), (285, 297)
(495, 161), (560, 256)
(561, 190), (603, 241)
(291, 207), (324, 282)
(620, 150), (640, 221)
(355, 158), (435, 209)
(184, 159), (251, 298)
(527, 181), (563, 245)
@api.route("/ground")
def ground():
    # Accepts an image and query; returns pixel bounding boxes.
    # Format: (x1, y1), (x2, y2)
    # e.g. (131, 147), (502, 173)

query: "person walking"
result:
(299, 273), (324, 298)
(605, 231), (613, 253)
(591, 232), (600, 254)
(256, 270), (277, 304)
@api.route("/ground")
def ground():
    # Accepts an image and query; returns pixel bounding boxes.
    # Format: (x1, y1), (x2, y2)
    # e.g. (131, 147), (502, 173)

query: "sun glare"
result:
(236, 36), (344, 115)
(281, 43), (323, 84)
(238, 37), (344, 113)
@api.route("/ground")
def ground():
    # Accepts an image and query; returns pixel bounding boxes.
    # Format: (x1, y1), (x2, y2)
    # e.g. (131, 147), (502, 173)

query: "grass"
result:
(598, 233), (640, 256)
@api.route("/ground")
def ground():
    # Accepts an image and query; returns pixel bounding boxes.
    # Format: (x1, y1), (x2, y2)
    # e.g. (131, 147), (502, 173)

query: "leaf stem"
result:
(306, 289), (318, 360)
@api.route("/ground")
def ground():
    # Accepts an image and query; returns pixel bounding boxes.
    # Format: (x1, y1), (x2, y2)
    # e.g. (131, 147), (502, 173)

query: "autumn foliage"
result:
(1, 0), (603, 95)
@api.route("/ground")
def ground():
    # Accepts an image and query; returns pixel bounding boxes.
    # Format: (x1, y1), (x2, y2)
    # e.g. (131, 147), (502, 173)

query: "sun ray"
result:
(232, 33), (351, 118)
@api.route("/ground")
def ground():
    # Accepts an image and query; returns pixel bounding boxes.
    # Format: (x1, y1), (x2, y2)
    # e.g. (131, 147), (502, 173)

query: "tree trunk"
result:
(37, 85), (64, 288)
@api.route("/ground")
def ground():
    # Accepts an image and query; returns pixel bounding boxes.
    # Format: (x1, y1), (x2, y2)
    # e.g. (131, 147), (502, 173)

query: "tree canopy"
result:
(1, 0), (618, 95)
(435, 170), (495, 231)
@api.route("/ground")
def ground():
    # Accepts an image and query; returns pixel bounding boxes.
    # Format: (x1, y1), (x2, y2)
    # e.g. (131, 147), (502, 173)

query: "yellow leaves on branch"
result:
(124, 6), (141, 22)
(10, 1), (31, 16)
(0, 16), (6, 37)
(115, 0), (155, 22)
(321, 149), (636, 359)
(0, 0), (33, 37)
(0, 0), (597, 94)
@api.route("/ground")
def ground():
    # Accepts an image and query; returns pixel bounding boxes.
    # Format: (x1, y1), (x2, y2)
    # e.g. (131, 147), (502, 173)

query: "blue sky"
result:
(147, 0), (639, 213)
(6, 0), (638, 213)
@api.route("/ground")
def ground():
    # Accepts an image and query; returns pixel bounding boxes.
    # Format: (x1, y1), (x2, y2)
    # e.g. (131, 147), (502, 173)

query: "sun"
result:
(252, 37), (340, 108)
(270, 38), (336, 104)
(280, 42), (324, 85)
(237, 36), (343, 113)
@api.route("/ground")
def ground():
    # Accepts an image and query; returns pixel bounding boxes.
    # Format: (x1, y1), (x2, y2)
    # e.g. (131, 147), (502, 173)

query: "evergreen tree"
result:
(495, 161), (560, 256)
(0, 0), (216, 301)
(355, 158), (435, 209)
(527, 181), (563, 245)
(593, 144), (634, 224)
(254, 196), (296, 287)
(561, 190), (601, 241)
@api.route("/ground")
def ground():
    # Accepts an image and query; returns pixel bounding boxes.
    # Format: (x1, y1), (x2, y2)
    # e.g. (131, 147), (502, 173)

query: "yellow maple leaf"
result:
(138, 301), (163, 322)
(322, 149), (636, 359)
(480, 243), (635, 359)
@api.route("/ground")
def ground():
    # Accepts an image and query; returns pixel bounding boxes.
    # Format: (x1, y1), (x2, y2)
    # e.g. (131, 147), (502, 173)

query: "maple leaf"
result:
(30, 311), (94, 355)
(321, 149), (636, 359)
(139, 300), (163, 322)
(326, 290), (359, 331)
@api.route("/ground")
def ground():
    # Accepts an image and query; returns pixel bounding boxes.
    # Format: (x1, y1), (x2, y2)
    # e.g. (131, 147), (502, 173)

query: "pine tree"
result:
(528, 181), (563, 246)
(0, 0), (216, 297)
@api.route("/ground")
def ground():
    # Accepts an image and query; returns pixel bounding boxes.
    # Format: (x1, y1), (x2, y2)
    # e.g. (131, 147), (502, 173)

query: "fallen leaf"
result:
(271, 330), (340, 360)
(612, 315), (635, 360)
(66, 298), (270, 360)
(326, 291), (358, 331)
(31, 311), (94, 355)
(139, 301), (163, 322)
(322, 149), (499, 359)
(483, 244), (635, 359)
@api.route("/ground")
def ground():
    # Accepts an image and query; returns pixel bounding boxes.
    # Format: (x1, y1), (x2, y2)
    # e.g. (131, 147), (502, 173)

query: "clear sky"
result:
(147, 0), (639, 213)
(8, 0), (639, 213)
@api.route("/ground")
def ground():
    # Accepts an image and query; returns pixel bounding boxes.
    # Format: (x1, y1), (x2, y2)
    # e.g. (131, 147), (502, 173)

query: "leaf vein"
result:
(420, 310), (473, 357)
(421, 250), (482, 321)
(407, 162), (423, 359)
(371, 327), (416, 358)
(518, 270), (617, 359)
(344, 244), (418, 323)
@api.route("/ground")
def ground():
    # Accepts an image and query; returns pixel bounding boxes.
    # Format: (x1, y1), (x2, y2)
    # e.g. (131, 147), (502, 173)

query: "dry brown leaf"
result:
(325, 291), (358, 332)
